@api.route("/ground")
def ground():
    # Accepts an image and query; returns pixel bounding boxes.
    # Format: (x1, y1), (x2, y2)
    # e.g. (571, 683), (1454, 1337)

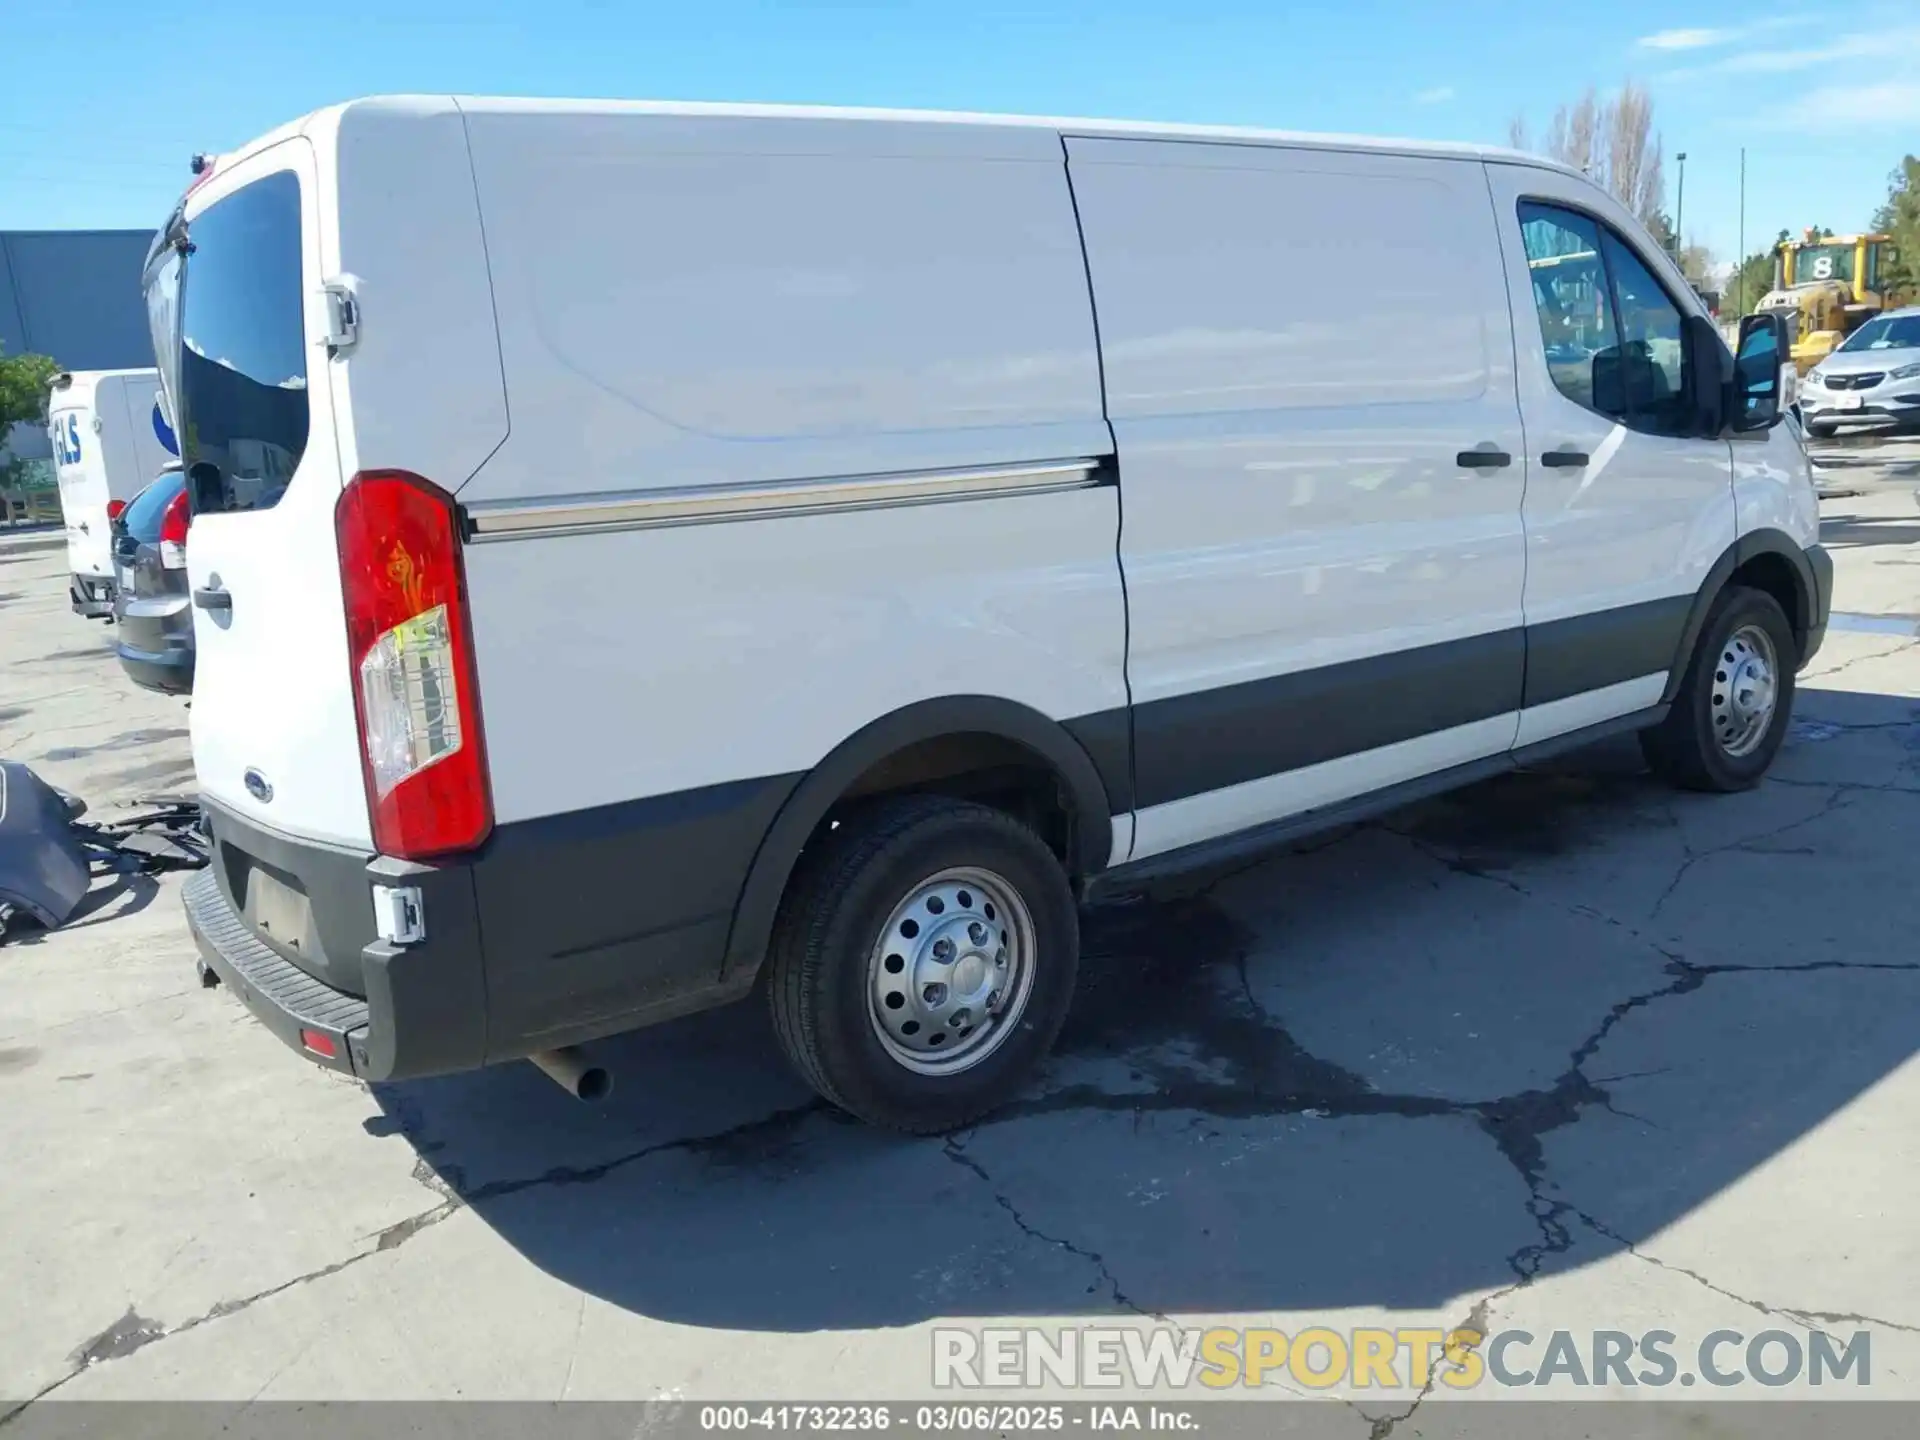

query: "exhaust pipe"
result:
(529, 1047), (612, 1102)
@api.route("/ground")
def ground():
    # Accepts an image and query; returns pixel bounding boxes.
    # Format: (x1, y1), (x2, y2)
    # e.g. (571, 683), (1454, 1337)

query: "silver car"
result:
(1800, 306), (1920, 439)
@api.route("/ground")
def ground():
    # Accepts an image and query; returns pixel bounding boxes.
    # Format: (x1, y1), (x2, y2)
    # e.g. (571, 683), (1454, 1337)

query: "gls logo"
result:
(51, 413), (83, 467)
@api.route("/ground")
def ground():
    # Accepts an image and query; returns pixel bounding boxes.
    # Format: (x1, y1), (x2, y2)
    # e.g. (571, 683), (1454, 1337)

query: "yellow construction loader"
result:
(1755, 229), (1903, 374)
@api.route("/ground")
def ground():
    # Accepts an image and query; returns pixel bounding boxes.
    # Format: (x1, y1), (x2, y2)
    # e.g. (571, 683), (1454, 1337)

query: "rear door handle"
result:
(1455, 448), (1513, 469)
(1541, 450), (1590, 468)
(192, 585), (231, 614)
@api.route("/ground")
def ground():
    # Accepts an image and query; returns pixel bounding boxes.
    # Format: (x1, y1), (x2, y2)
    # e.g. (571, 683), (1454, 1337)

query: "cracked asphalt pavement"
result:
(3, 485), (1919, 1426)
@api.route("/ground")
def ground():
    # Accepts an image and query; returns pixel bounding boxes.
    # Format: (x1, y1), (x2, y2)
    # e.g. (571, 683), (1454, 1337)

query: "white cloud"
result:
(1413, 85), (1456, 104)
(1769, 79), (1920, 131)
(1638, 27), (1729, 50)
(1680, 24), (1920, 76)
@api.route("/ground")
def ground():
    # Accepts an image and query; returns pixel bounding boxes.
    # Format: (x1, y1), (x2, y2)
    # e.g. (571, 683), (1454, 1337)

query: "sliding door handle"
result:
(1455, 448), (1513, 469)
(1541, 449), (1590, 469)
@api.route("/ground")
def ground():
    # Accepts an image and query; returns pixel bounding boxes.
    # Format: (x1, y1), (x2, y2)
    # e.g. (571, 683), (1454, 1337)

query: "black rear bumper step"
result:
(184, 869), (369, 1074)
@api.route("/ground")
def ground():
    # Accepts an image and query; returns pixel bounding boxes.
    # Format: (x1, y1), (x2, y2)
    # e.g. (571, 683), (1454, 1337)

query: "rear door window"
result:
(179, 170), (309, 513)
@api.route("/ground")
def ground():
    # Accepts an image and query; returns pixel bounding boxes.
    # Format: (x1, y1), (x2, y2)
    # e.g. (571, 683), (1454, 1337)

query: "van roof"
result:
(232, 94), (1587, 181)
(47, 367), (157, 396)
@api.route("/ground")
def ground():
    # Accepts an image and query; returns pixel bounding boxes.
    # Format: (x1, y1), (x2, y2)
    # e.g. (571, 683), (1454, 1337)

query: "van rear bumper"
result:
(185, 869), (371, 1075)
(184, 862), (494, 1082)
(186, 790), (774, 1082)
(70, 572), (114, 618)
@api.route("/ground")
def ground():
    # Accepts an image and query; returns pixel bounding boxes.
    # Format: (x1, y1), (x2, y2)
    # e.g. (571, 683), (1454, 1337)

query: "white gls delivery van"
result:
(157, 98), (1826, 1134)
(48, 369), (177, 617)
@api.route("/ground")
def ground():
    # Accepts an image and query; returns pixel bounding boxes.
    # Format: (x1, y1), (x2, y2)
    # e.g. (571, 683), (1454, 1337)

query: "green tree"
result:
(0, 344), (60, 432)
(0, 344), (61, 498)
(1726, 249), (1777, 317)
(1870, 155), (1920, 302)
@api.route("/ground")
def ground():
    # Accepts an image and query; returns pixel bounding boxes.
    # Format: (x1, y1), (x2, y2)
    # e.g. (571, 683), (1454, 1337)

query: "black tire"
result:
(1640, 585), (1797, 792)
(765, 794), (1079, 1134)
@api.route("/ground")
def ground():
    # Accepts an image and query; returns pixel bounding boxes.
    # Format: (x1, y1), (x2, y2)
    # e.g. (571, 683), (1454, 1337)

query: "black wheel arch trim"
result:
(1662, 530), (1822, 704)
(720, 695), (1116, 985)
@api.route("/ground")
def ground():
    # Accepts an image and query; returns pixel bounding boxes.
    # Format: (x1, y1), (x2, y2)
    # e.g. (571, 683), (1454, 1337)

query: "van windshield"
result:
(168, 170), (311, 513)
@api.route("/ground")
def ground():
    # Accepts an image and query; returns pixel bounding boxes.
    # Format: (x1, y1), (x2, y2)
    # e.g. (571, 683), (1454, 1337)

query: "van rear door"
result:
(163, 141), (372, 848)
(50, 386), (112, 583)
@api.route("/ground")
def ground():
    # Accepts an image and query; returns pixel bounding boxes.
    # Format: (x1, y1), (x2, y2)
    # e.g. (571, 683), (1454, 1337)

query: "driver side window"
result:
(1518, 201), (1693, 437)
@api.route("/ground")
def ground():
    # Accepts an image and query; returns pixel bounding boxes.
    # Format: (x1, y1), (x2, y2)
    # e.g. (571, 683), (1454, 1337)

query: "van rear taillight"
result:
(107, 499), (127, 522)
(335, 471), (492, 860)
(159, 489), (190, 570)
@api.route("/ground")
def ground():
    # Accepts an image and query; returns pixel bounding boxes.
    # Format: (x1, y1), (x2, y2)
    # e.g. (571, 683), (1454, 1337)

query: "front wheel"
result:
(1640, 585), (1797, 792)
(766, 795), (1079, 1133)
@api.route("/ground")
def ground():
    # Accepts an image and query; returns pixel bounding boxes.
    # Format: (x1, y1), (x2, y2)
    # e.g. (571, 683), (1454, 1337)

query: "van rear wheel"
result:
(766, 795), (1078, 1134)
(1640, 585), (1797, 792)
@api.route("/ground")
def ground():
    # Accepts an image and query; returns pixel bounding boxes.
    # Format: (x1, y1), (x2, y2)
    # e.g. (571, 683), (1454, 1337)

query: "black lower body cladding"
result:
(188, 541), (1829, 1087)
(1804, 542), (1833, 665)
(468, 776), (798, 1057)
(187, 780), (798, 1081)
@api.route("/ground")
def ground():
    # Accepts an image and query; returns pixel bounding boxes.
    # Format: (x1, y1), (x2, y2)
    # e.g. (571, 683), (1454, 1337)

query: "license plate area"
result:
(1836, 393), (1865, 411)
(244, 863), (319, 961)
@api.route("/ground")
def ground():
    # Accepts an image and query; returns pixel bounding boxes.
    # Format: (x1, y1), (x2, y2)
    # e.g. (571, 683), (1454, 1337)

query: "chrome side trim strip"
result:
(461, 457), (1111, 542)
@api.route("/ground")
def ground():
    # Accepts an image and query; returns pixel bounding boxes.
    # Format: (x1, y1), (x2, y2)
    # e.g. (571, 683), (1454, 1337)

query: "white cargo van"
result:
(159, 98), (1826, 1133)
(48, 369), (178, 617)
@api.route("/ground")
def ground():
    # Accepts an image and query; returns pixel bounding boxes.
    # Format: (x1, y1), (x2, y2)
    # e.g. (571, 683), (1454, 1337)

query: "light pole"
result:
(1675, 152), (1688, 258)
(1737, 148), (1747, 315)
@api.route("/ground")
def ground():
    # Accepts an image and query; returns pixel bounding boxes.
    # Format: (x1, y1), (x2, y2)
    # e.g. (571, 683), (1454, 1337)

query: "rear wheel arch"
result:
(720, 697), (1117, 984)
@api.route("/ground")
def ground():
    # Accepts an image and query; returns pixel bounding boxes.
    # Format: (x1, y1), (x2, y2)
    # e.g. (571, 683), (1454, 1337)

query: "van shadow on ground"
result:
(371, 685), (1920, 1333)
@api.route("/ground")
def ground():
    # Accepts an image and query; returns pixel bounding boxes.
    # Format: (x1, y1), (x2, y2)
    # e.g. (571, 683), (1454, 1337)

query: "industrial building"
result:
(2, 228), (155, 516)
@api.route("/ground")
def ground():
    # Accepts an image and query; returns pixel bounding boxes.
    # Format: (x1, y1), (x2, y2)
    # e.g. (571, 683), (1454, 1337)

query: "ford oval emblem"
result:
(244, 769), (274, 804)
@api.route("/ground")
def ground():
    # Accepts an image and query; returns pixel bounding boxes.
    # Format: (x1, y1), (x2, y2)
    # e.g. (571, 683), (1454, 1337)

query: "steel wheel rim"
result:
(866, 865), (1037, 1076)
(1711, 623), (1779, 759)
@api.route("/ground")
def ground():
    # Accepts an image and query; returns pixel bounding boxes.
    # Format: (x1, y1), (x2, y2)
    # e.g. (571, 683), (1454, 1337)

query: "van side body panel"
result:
(1064, 137), (1531, 859)
(1731, 423), (1822, 558)
(1481, 161), (1738, 748)
(449, 111), (1128, 1052)
(327, 99), (509, 492)
(456, 112), (1125, 822)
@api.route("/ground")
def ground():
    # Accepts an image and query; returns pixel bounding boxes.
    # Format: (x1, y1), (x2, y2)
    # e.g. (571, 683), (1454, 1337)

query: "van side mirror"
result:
(1682, 314), (1734, 435)
(1729, 313), (1788, 433)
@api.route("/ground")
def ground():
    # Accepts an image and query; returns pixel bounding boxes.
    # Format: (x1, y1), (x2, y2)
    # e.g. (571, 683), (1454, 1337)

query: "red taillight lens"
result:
(159, 488), (190, 570)
(335, 470), (492, 860)
(107, 498), (126, 522)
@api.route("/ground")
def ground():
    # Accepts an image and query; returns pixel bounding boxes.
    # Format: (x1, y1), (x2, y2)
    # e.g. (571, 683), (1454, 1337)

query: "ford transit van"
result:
(159, 98), (1826, 1132)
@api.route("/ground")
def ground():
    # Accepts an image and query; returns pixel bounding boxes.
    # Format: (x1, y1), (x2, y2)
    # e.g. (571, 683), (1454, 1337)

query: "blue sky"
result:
(3, 0), (1916, 271)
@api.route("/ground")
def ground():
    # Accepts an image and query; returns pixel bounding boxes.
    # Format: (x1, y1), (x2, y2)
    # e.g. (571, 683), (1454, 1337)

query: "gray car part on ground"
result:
(0, 761), (92, 930)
